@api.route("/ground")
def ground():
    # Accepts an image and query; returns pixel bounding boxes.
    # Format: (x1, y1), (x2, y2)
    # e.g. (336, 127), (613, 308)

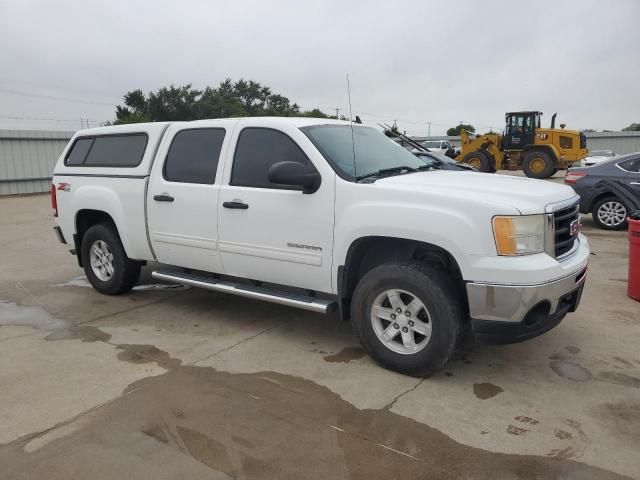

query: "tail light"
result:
(564, 172), (587, 184)
(51, 184), (58, 217)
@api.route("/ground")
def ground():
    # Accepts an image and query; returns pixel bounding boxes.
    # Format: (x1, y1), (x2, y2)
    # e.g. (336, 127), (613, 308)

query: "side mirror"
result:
(268, 161), (321, 194)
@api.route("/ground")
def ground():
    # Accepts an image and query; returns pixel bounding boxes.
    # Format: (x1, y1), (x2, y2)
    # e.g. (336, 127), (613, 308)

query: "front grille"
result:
(553, 202), (580, 257)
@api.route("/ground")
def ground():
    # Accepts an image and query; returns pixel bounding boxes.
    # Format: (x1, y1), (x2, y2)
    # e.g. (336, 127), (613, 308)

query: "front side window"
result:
(231, 128), (315, 188)
(164, 128), (226, 184)
(510, 115), (524, 133)
(302, 125), (425, 180)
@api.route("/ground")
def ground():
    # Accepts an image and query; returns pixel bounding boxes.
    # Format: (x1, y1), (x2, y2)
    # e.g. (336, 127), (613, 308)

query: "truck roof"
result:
(76, 117), (353, 137)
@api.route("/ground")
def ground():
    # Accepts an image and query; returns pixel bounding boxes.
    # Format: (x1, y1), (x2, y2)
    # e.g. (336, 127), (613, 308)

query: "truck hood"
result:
(375, 171), (577, 214)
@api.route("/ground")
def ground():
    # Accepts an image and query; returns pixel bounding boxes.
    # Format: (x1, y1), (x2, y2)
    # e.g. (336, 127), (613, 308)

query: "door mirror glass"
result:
(267, 161), (321, 194)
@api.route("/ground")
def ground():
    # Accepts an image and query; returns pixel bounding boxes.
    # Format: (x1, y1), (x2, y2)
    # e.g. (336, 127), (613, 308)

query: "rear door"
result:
(147, 121), (234, 272)
(622, 157), (640, 198)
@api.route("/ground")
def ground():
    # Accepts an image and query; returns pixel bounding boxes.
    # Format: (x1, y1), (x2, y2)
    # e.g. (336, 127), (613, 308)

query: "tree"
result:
(113, 79), (329, 124)
(622, 123), (640, 132)
(447, 124), (475, 136)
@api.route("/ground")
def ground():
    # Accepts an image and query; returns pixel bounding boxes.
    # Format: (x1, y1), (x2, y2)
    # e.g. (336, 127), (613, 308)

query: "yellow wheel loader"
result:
(455, 112), (587, 178)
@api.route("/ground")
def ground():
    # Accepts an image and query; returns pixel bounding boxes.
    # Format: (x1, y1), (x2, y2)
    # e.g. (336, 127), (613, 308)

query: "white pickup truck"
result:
(51, 117), (589, 376)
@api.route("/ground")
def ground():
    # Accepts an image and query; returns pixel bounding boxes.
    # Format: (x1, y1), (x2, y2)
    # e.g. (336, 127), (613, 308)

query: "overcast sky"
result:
(1, 0), (639, 135)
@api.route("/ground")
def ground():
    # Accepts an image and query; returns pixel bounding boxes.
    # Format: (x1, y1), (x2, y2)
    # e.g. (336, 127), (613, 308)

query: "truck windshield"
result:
(301, 125), (425, 181)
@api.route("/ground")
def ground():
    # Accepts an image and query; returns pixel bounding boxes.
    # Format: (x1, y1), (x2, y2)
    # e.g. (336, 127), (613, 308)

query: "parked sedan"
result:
(565, 153), (640, 229)
(581, 149), (615, 167)
(413, 151), (477, 171)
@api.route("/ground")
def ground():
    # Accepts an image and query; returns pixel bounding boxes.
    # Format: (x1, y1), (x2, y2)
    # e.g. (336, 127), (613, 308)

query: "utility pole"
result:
(334, 108), (341, 119)
(426, 122), (431, 136)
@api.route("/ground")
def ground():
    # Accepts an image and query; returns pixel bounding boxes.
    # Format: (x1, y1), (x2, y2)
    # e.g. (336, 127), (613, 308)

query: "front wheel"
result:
(462, 150), (492, 172)
(81, 223), (141, 294)
(522, 150), (555, 178)
(350, 262), (465, 377)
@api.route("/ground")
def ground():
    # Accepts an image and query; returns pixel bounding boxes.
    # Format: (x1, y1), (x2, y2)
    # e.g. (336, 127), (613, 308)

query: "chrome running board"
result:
(151, 269), (337, 314)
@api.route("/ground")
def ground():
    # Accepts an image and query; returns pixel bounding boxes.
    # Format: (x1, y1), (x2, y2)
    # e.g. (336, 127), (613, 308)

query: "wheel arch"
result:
(587, 190), (616, 213)
(337, 236), (466, 321)
(74, 209), (122, 267)
(523, 144), (559, 164)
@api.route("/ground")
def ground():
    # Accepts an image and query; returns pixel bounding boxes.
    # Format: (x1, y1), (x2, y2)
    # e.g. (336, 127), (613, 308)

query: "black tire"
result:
(522, 150), (555, 179)
(592, 196), (629, 230)
(463, 150), (492, 172)
(81, 223), (141, 295)
(350, 261), (465, 377)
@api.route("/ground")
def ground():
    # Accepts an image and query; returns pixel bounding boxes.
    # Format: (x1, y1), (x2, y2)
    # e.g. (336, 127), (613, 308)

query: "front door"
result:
(218, 125), (335, 293)
(504, 113), (536, 149)
(147, 124), (231, 272)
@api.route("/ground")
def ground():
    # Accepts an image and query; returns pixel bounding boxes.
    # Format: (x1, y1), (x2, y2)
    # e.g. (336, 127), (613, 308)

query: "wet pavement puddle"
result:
(473, 382), (504, 400)
(0, 341), (629, 480)
(0, 300), (70, 331)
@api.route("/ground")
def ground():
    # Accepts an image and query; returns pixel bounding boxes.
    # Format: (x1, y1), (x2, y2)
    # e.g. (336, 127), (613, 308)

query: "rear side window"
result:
(164, 128), (226, 184)
(619, 157), (640, 172)
(66, 138), (93, 165)
(64, 133), (148, 167)
(231, 128), (315, 188)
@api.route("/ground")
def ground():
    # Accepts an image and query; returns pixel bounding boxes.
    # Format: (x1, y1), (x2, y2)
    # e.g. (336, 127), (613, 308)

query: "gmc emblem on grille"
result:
(569, 218), (581, 236)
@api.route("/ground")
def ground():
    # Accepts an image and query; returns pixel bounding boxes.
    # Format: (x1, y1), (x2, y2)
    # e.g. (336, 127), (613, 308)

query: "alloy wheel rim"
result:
(468, 157), (481, 168)
(370, 289), (432, 355)
(597, 201), (627, 226)
(89, 240), (115, 281)
(530, 158), (545, 173)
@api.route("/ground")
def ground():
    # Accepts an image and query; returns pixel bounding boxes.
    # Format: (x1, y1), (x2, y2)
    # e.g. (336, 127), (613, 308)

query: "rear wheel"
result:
(592, 196), (628, 230)
(462, 150), (492, 172)
(81, 223), (141, 294)
(351, 262), (465, 377)
(522, 150), (555, 178)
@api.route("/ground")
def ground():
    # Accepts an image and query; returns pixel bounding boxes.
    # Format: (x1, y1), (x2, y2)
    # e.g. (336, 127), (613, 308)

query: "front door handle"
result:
(631, 182), (640, 186)
(223, 201), (249, 210)
(153, 194), (174, 202)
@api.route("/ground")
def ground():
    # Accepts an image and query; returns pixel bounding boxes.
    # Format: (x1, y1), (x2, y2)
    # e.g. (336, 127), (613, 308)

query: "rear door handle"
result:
(223, 201), (249, 210)
(631, 182), (640, 186)
(153, 194), (174, 202)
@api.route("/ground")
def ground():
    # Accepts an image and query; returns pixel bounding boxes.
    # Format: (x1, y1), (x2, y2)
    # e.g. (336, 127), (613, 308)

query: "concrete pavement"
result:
(0, 193), (638, 479)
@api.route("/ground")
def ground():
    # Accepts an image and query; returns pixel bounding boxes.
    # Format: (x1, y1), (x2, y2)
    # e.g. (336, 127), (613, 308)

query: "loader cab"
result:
(502, 111), (541, 150)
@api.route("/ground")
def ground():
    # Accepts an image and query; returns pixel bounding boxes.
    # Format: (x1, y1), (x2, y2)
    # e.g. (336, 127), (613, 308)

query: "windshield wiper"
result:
(356, 166), (419, 182)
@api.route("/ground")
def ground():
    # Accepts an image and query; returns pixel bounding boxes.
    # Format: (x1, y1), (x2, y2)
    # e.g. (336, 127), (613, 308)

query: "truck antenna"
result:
(347, 74), (356, 179)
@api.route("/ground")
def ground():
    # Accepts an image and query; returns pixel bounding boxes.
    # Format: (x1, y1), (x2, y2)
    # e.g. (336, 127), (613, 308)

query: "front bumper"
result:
(467, 266), (587, 344)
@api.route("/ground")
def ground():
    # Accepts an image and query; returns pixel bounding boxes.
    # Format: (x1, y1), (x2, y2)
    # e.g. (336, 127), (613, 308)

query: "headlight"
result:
(492, 215), (545, 255)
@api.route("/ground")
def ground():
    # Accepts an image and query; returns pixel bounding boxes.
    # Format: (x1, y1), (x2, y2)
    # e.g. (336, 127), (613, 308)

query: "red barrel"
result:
(629, 217), (640, 301)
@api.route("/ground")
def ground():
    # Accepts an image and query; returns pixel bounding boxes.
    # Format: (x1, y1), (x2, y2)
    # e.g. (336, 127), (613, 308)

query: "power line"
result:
(0, 87), (116, 106)
(0, 115), (107, 124)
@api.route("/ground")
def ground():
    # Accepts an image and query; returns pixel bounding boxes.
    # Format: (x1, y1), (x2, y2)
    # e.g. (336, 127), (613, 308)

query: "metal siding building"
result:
(0, 130), (73, 195)
(583, 131), (640, 155)
(2, 129), (640, 196)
